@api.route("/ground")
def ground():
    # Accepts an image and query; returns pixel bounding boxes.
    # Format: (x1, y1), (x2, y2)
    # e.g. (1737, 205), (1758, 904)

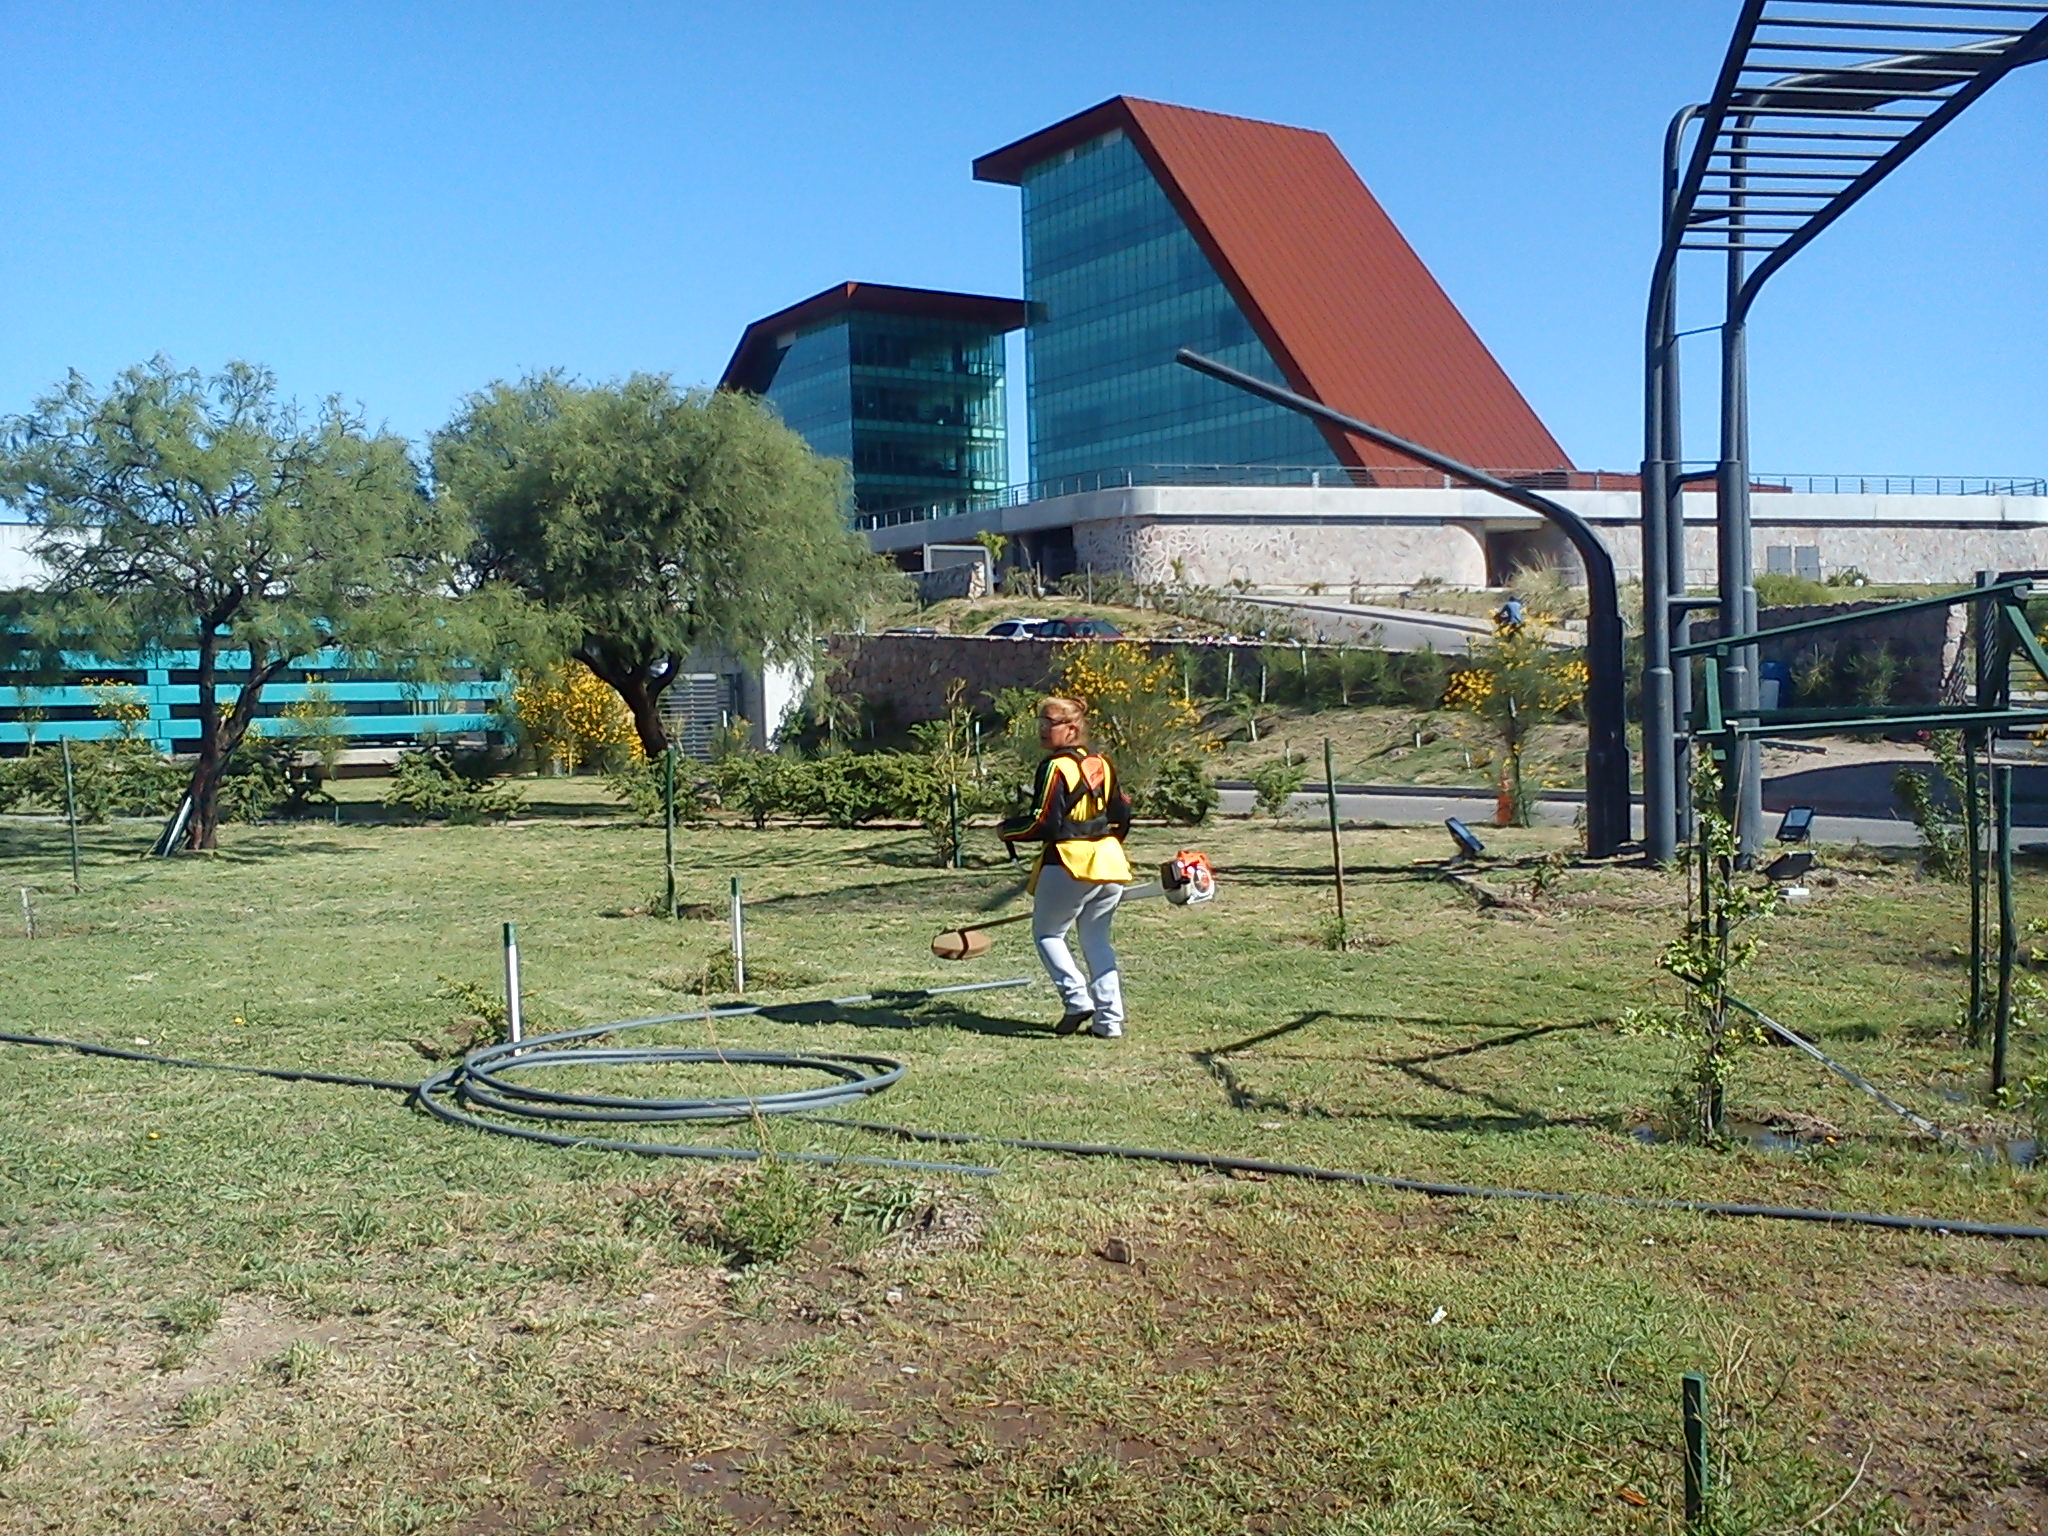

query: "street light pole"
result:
(1176, 348), (1633, 859)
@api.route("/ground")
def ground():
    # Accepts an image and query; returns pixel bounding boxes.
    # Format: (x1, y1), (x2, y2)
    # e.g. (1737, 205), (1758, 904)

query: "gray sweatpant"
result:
(1031, 859), (1125, 1036)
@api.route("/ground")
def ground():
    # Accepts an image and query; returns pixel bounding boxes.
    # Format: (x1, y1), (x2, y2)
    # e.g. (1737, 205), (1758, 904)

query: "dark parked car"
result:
(1037, 617), (1123, 639)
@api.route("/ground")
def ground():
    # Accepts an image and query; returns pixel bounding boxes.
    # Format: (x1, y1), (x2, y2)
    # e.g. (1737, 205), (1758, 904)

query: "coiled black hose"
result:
(409, 979), (1028, 1175)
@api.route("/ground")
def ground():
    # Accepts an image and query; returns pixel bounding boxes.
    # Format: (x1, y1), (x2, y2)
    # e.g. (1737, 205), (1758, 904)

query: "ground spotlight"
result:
(1445, 817), (1486, 861)
(1764, 851), (1814, 884)
(1775, 806), (1815, 844)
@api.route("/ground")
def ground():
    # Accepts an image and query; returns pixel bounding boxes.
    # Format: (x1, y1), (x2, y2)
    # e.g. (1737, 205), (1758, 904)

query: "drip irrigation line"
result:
(1725, 993), (1965, 1146)
(807, 1118), (2048, 1242)
(4, 976), (2042, 1239)
(0, 1029), (419, 1094)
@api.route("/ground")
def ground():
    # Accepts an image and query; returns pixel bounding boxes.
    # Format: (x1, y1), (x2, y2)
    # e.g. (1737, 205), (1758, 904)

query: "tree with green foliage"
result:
(435, 373), (887, 757)
(0, 358), (481, 850)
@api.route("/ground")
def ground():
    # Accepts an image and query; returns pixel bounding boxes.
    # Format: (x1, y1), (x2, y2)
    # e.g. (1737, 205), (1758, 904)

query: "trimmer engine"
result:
(1160, 849), (1217, 906)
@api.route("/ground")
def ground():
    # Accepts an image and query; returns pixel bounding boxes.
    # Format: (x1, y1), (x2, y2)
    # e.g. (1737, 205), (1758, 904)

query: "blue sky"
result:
(2, 2), (2042, 481)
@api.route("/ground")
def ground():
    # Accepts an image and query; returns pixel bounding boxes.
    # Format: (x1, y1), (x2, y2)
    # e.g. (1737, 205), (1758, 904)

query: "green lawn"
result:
(0, 786), (2042, 1534)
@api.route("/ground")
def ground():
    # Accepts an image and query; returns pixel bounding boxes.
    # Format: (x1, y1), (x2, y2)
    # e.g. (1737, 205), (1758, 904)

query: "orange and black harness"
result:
(999, 747), (1133, 847)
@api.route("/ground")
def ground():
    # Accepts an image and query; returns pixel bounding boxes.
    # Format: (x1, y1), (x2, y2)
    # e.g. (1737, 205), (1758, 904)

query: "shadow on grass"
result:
(743, 873), (1033, 919)
(1194, 1009), (1605, 1136)
(753, 996), (1048, 1040)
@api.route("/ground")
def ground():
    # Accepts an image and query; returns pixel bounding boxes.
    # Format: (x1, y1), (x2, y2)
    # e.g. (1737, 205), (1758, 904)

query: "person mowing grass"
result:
(998, 696), (1134, 1039)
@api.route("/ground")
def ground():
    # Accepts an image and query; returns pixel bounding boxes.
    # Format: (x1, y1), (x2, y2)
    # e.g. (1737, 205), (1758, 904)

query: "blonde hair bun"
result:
(1038, 697), (1087, 726)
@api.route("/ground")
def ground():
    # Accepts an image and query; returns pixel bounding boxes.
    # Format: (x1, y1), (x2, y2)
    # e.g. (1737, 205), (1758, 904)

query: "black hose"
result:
(0, 1029), (419, 1094)
(1725, 993), (1963, 1146)
(810, 1117), (2048, 1241)
(411, 979), (1026, 1176)
(6, 983), (2043, 1240)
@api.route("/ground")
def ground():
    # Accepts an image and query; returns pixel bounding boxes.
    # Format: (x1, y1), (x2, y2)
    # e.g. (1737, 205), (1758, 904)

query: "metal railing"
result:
(2, 647), (503, 754)
(856, 461), (2048, 529)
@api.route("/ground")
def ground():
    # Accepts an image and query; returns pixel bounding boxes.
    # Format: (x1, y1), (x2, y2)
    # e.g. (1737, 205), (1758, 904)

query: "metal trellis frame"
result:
(1641, 0), (2048, 865)
(1678, 574), (2048, 1091)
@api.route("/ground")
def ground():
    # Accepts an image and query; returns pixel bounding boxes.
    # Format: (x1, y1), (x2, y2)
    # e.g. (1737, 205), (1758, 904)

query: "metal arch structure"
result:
(1640, 0), (2048, 864)
(1174, 348), (1634, 858)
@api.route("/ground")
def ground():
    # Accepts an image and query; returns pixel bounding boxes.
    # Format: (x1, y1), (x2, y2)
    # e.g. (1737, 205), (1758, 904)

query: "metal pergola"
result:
(1640, 0), (2048, 863)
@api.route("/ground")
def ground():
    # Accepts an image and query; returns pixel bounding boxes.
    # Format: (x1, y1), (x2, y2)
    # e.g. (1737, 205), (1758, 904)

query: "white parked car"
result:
(984, 618), (1050, 639)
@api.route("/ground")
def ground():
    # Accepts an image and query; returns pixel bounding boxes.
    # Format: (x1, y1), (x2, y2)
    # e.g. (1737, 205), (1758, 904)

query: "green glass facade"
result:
(761, 311), (1008, 518)
(1020, 128), (1338, 485)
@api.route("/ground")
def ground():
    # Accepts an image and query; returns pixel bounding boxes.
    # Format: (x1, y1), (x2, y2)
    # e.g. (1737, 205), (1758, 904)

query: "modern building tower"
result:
(720, 282), (1026, 520)
(973, 97), (1572, 487)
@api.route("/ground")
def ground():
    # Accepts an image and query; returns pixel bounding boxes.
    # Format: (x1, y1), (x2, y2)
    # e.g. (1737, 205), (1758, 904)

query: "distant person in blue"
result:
(1495, 596), (1525, 631)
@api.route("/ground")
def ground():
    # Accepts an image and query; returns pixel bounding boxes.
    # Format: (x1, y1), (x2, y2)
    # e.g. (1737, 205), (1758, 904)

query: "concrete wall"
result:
(823, 634), (1065, 724)
(1076, 515), (1488, 589)
(866, 484), (2048, 592)
(1671, 514), (2048, 588)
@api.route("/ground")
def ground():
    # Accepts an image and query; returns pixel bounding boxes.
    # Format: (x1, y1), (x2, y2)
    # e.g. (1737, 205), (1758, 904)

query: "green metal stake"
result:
(1964, 730), (1985, 1045)
(1994, 762), (2015, 1095)
(1682, 1372), (1708, 1527)
(947, 782), (962, 870)
(1323, 737), (1346, 945)
(662, 746), (678, 920)
(59, 737), (81, 894)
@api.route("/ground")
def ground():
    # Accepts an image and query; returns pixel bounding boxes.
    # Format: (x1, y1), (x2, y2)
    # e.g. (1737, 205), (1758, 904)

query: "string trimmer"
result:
(931, 851), (1216, 960)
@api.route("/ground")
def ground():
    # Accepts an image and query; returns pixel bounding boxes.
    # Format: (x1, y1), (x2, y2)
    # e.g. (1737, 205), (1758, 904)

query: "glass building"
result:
(721, 284), (1025, 521)
(975, 97), (1571, 489)
(1013, 128), (1337, 485)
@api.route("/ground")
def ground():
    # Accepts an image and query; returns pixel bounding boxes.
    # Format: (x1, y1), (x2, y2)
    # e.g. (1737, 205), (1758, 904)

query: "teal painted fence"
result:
(2, 648), (504, 754)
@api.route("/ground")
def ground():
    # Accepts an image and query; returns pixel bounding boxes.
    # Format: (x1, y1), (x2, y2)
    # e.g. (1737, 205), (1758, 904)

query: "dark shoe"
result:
(1054, 1009), (1094, 1036)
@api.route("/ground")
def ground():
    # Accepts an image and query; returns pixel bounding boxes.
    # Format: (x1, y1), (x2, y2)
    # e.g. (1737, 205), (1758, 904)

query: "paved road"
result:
(1216, 784), (1936, 848)
(1227, 593), (1487, 653)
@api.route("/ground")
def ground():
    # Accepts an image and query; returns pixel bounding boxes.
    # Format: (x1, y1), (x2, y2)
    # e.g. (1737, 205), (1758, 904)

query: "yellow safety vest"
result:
(1023, 751), (1132, 888)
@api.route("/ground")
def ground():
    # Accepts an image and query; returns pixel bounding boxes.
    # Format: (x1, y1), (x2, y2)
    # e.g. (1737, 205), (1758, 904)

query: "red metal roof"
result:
(720, 282), (1027, 395)
(975, 98), (1572, 478)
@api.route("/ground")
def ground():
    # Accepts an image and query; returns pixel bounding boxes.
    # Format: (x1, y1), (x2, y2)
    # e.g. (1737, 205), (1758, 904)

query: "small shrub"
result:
(0, 738), (185, 821)
(716, 1160), (825, 1266)
(383, 746), (525, 823)
(509, 661), (640, 773)
(709, 751), (808, 829)
(1845, 645), (1903, 706)
(428, 977), (512, 1052)
(808, 752), (923, 827)
(154, 1294), (222, 1337)
(218, 737), (324, 823)
(1393, 649), (1452, 710)
(1250, 755), (1310, 817)
(1791, 646), (1834, 705)
(1894, 731), (1968, 882)
(604, 754), (706, 826)
(1058, 641), (1216, 798)
(1754, 572), (1832, 607)
(1150, 757), (1219, 827)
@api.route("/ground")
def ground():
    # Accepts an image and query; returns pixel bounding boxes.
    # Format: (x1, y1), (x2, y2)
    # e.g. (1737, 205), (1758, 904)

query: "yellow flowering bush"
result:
(1057, 641), (1215, 796)
(85, 681), (150, 737)
(511, 662), (642, 773)
(1445, 615), (1589, 826)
